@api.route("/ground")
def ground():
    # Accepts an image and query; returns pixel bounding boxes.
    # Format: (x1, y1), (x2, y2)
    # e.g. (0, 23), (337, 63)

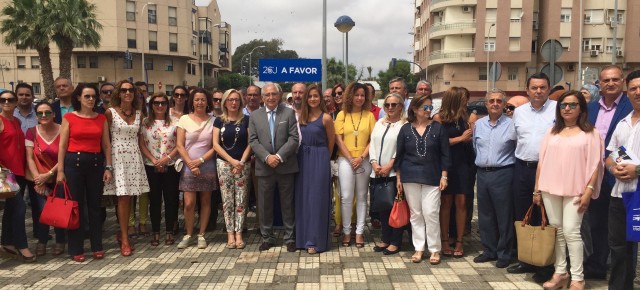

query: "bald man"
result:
(504, 96), (529, 118)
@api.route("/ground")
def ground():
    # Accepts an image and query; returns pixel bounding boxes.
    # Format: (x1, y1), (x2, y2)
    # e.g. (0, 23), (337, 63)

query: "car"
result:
(467, 100), (488, 116)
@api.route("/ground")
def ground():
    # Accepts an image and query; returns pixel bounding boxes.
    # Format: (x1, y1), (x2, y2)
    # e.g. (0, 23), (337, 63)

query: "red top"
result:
(0, 115), (26, 176)
(371, 104), (381, 121)
(25, 126), (60, 173)
(65, 113), (106, 153)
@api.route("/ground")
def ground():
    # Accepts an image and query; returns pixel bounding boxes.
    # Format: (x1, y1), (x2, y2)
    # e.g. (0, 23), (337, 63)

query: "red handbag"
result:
(389, 192), (410, 228)
(39, 181), (80, 230)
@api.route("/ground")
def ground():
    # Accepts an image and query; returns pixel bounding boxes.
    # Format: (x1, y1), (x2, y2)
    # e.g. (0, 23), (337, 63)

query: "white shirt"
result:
(607, 112), (640, 198)
(512, 99), (557, 161)
(368, 118), (404, 178)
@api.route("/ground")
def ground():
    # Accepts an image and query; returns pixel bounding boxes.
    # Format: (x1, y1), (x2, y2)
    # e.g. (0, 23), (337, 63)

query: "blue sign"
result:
(258, 58), (322, 82)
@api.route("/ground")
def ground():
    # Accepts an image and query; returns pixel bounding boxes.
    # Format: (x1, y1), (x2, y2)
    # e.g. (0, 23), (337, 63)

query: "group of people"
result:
(0, 66), (639, 290)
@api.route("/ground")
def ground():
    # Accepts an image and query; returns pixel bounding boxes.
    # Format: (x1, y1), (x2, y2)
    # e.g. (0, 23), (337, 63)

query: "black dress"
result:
(442, 119), (475, 195)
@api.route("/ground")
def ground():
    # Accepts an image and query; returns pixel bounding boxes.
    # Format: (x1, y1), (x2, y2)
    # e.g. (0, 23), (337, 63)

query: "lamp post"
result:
(140, 2), (154, 84)
(321, 0), (327, 90)
(247, 45), (265, 86)
(486, 23), (495, 93)
(335, 15), (355, 84)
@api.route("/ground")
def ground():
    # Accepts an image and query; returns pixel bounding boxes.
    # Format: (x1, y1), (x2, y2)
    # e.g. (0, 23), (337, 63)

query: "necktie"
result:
(269, 110), (275, 152)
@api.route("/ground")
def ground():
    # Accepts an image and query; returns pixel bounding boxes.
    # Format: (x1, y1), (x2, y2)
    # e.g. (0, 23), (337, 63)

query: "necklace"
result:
(122, 108), (134, 118)
(411, 123), (432, 158)
(221, 119), (242, 151)
(350, 110), (363, 146)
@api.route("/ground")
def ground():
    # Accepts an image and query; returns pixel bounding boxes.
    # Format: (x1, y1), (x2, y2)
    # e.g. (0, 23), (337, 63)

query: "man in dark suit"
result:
(51, 77), (74, 124)
(249, 82), (299, 252)
(584, 65), (633, 280)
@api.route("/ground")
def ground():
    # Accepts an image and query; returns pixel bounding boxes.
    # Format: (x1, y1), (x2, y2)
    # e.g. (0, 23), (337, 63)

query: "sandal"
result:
(236, 241), (246, 249)
(226, 242), (236, 249)
(332, 224), (341, 237)
(453, 240), (464, 258)
(341, 234), (351, 247)
(150, 233), (160, 247)
(235, 233), (245, 249)
(355, 234), (365, 248)
(441, 239), (453, 256)
(307, 247), (318, 254)
(430, 252), (441, 265)
(139, 224), (150, 237)
(36, 243), (46, 256)
(52, 243), (65, 256)
(165, 234), (175, 245)
(411, 251), (424, 263)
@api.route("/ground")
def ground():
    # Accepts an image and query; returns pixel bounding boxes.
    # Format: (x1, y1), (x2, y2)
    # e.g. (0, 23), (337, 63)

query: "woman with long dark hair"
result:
(170, 86), (189, 119)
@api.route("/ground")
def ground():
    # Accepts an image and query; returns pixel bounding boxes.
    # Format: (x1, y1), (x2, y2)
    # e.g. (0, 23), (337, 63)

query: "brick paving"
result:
(0, 205), (629, 289)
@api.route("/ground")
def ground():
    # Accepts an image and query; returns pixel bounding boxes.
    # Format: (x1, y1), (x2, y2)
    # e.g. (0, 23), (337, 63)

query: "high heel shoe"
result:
(453, 240), (464, 258)
(150, 232), (160, 247)
(441, 239), (453, 256)
(341, 234), (351, 247)
(72, 254), (85, 262)
(355, 234), (365, 248)
(569, 280), (584, 290)
(120, 241), (133, 257)
(542, 273), (570, 290)
(92, 251), (105, 259)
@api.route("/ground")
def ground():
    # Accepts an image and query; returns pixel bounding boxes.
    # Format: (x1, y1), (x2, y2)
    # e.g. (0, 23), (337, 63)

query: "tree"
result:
(377, 59), (418, 95)
(217, 73), (251, 91)
(1, 0), (55, 97)
(232, 38), (298, 78)
(48, 0), (102, 80)
(326, 57), (357, 88)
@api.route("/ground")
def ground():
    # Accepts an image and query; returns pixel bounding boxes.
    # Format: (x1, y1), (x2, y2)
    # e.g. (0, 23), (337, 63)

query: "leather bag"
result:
(39, 181), (80, 230)
(514, 202), (556, 267)
(389, 192), (410, 228)
(370, 178), (396, 212)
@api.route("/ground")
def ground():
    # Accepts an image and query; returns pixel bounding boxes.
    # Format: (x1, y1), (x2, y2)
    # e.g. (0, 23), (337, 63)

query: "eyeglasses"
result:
(559, 102), (578, 109)
(213, 98), (222, 103)
(36, 111), (53, 117)
(152, 101), (168, 106)
(263, 92), (279, 97)
(101, 90), (112, 95)
(173, 93), (186, 98)
(82, 94), (98, 100)
(0, 97), (17, 104)
(226, 98), (240, 103)
(120, 88), (135, 93)
(487, 99), (503, 104)
(383, 103), (399, 109)
(422, 105), (434, 111)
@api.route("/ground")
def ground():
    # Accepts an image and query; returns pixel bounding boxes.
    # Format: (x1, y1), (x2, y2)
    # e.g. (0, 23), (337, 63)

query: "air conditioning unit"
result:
(567, 64), (575, 71)
(584, 15), (591, 24)
(462, 6), (472, 13)
(97, 76), (106, 82)
(617, 50), (624, 57)
(609, 17), (617, 27)
(590, 50), (599, 57)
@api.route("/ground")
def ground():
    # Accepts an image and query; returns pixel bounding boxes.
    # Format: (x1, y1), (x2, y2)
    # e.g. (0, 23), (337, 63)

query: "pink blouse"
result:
(538, 129), (604, 199)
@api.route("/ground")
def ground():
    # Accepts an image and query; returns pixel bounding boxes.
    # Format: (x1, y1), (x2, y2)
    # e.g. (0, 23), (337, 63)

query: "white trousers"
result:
(403, 183), (441, 253)
(337, 157), (371, 235)
(542, 192), (585, 281)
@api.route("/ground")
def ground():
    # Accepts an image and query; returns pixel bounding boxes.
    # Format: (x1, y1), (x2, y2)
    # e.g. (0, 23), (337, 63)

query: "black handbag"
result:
(370, 123), (396, 212)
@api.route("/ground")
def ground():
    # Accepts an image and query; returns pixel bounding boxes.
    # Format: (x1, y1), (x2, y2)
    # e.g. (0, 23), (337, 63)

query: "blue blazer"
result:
(52, 100), (63, 124)
(587, 93), (632, 187)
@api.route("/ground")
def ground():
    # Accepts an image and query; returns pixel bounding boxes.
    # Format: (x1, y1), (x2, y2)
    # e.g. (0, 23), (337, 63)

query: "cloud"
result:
(197, 0), (414, 77)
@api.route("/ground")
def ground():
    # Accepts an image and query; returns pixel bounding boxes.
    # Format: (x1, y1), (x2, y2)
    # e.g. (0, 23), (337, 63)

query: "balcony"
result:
(199, 31), (212, 44)
(430, 0), (477, 12)
(429, 49), (475, 65)
(429, 20), (475, 39)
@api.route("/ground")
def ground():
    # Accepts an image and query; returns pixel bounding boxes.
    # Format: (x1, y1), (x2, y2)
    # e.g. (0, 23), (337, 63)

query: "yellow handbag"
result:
(514, 202), (557, 267)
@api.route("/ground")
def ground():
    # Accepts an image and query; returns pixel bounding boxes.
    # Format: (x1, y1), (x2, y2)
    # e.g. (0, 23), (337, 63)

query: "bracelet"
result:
(533, 190), (541, 196)
(199, 157), (205, 164)
(369, 159), (378, 164)
(441, 176), (448, 180)
(586, 185), (595, 191)
(48, 170), (54, 176)
(239, 160), (245, 166)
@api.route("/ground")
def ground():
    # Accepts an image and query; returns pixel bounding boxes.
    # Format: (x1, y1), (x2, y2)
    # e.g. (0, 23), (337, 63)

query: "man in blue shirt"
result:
(13, 83), (37, 133)
(472, 88), (516, 269)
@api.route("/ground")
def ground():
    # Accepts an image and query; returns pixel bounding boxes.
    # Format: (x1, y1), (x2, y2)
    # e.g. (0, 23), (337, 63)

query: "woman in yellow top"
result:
(335, 82), (376, 248)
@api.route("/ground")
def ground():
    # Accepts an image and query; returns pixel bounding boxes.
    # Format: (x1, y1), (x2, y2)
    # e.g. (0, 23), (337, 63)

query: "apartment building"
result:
(0, 0), (231, 98)
(413, 0), (640, 97)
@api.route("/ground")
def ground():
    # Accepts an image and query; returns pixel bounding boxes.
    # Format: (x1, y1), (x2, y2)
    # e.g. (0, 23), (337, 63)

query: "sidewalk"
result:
(0, 207), (623, 289)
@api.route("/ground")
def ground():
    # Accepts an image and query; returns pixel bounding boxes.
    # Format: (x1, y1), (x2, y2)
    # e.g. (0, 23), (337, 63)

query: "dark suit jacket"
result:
(249, 103), (299, 177)
(52, 100), (63, 124)
(588, 93), (632, 186)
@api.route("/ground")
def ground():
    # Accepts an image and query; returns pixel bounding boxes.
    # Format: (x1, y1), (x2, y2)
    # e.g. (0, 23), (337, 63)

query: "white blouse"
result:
(368, 118), (405, 178)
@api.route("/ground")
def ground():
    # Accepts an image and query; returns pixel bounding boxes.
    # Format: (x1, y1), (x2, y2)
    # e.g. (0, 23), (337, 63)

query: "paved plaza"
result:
(0, 206), (631, 289)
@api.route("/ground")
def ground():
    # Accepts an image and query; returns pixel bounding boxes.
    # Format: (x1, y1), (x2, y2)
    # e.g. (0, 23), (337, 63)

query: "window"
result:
(148, 4), (156, 24)
(89, 56), (98, 68)
(485, 8), (496, 22)
(32, 83), (41, 95)
(144, 58), (153, 70)
(560, 8), (571, 22)
(168, 7), (177, 26)
(124, 58), (133, 69)
(165, 85), (174, 96)
(126, 1), (135, 21)
(166, 59), (174, 71)
(31, 56), (40, 69)
(531, 40), (538, 54)
(149, 31), (157, 50)
(584, 9), (604, 23)
(192, 10), (197, 32)
(187, 63), (197, 75)
(169, 33), (178, 52)
(147, 84), (154, 94)
(508, 67), (518, 81)
(76, 56), (86, 68)
(617, 12), (624, 24)
(479, 66), (487, 81)
(509, 37), (520, 51)
(16, 56), (25, 68)
(559, 37), (571, 49)
(192, 36), (197, 56)
(127, 29), (136, 49)
(583, 39), (591, 51)
(484, 38), (495, 52)
(510, 8), (522, 22)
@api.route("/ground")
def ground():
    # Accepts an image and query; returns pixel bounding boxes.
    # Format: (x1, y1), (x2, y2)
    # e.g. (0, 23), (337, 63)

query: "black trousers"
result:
(64, 152), (104, 256)
(1, 175), (28, 249)
(583, 178), (611, 275)
(608, 197), (637, 290)
(145, 166), (180, 233)
(371, 177), (403, 247)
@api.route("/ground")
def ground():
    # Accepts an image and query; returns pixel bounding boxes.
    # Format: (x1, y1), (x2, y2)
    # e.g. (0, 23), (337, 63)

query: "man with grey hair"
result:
(472, 88), (515, 268)
(379, 77), (409, 119)
(52, 76), (74, 124)
(416, 80), (432, 97)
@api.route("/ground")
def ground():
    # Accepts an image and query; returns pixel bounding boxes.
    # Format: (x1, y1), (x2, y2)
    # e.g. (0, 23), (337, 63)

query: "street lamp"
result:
(486, 23), (495, 93)
(335, 15), (355, 84)
(140, 2), (154, 84)
(246, 45), (265, 86)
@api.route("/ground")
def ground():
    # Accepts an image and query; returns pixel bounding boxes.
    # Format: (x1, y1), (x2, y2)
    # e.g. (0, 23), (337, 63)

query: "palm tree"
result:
(0, 0), (55, 98)
(48, 0), (102, 80)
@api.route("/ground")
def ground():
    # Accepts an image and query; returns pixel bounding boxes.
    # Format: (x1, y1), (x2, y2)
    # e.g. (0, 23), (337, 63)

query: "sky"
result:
(196, 0), (415, 78)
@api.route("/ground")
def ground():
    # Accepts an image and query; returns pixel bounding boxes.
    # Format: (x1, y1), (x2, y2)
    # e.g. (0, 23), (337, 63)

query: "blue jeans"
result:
(1, 175), (28, 249)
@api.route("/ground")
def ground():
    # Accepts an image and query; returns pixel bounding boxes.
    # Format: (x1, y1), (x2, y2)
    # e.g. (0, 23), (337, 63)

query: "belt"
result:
(477, 164), (514, 172)
(516, 158), (538, 168)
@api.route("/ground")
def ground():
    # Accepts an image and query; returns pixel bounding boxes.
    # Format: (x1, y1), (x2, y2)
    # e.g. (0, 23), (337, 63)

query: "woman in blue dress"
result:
(295, 84), (335, 254)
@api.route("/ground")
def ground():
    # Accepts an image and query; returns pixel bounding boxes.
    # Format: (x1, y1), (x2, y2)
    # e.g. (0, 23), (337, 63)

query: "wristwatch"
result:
(105, 165), (114, 171)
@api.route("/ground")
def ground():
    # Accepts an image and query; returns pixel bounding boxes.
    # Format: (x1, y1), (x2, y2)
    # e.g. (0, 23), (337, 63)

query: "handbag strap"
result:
(521, 202), (549, 229)
(375, 123), (392, 180)
(32, 127), (56, 170)
(51, 181), (72, 200)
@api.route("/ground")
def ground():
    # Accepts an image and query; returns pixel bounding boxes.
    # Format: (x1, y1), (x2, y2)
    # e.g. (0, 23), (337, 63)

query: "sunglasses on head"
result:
(36, 111), (53, 117)
(120, 88), (135, 93)
(0, 97), (17, 104)
(560, 102), (578, 109)
(422, 105), (434, 111)
(152, 101), (168, 106)
(384, 102), (399, 109)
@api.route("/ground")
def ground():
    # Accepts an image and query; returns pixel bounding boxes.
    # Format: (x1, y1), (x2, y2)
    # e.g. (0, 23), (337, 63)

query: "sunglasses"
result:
(152, 101), (168, 106)
(173, 93), (186, 98)
(384, 103), (399, 109)
(0, 97), (17, 104)
(36, 111), (53, 117)
(120, 88), (135, 93)
(83, 94), (98, 100)
(504, 105), (516, 112)
(213, 98), (222, 103)
(559, 102), (578, 109)
(101, 90), (112, 95)
(335, 91), (343, 96)
(423, 105), (434, 111)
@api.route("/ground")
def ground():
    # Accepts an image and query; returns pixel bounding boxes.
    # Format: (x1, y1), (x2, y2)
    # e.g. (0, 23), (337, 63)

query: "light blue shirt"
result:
(512, 98), (557, 161)
(473, 114), (516, 167)
(13, 105), (37, 134)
